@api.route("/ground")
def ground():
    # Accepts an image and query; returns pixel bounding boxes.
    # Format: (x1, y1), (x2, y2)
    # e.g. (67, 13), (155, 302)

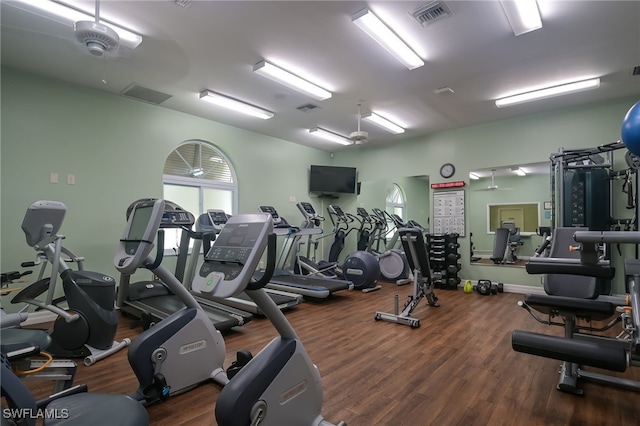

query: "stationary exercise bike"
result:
(116, 199), (270, 404)
(189, 211), (345, 426)
(11, 200), (129, 366)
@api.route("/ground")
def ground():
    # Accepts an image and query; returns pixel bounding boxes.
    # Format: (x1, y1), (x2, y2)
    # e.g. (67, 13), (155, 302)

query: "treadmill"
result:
(188, 210), (303, 315)
(257, 205), (353, 298)
(116, 200), (253, 331)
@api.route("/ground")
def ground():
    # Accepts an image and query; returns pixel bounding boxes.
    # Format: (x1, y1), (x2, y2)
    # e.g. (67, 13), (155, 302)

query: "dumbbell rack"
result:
(427, 233), (461, 290)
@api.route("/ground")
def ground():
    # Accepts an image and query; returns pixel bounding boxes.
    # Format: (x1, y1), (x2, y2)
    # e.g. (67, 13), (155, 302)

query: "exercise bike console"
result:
(114, 199), (164, 275)
(192, 213), (273, 299)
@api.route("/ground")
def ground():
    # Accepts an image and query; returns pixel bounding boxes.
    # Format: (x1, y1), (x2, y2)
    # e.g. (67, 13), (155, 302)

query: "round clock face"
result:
(440, 163), (455, 178)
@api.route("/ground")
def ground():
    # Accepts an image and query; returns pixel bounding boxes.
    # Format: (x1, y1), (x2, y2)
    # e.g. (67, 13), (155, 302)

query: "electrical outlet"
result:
(67, 174), (75, 185)
(289, 196), (296, 203)
(49, 172), (59, 184)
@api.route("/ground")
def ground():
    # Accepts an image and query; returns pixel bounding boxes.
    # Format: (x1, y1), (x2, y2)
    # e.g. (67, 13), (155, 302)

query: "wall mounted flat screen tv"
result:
(309, 165), (357, 194)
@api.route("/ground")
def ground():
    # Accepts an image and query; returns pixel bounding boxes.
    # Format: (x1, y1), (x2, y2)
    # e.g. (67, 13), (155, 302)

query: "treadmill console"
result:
(192, 213), (273, 298)
(160, 209), (194, 228)
(259, 205), (282, 224)
(114, 199), (165, 275)
(297, 201), (317, 218)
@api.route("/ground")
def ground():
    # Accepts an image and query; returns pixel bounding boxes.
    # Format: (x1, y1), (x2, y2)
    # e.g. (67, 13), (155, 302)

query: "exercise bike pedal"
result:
(153, 373), (171, 400)
(227, 349), (253, 380)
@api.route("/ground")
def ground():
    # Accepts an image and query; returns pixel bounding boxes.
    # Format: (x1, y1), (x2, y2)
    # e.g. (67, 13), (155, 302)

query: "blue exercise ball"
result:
(622, 100), (640, 156)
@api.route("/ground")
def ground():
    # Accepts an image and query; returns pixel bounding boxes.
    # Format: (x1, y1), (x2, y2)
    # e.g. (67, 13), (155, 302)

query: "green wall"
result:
(2, 67), (638, 310)
(335, 95), (640, 292)
(0, 67), (329, 309)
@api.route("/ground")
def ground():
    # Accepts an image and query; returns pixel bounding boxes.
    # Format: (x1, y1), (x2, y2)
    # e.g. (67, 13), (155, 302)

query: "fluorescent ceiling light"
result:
(352, 8), (424, 70)
(495, 78), (600, 108)
(512, 167), (527, 176)
(11, 0), (142, 48)
(469, 172), (480, 180)
(499, 0), (542, 36)
(254, 61), (332, 101)
(308, 128), (352, 146)
(199, 90), (274, 120)
(362, 112), (405, 134)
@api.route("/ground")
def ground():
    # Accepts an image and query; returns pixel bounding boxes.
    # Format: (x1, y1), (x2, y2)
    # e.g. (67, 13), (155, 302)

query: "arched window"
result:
(386, 183), (405, 219)
(162, 140), (238, 251)
(384, 184), (406, 245)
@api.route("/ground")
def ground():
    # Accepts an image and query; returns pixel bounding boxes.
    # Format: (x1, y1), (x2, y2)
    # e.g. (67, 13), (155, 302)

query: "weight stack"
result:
(426, 234), (446, 288)
(442, 233), (461, 290)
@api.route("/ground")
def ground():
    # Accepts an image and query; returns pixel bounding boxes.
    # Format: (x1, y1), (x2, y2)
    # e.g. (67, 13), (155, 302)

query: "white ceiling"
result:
(2, 1), (639, 152)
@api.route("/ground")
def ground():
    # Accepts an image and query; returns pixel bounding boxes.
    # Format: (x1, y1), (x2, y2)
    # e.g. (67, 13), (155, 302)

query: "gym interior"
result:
(1, 1), (640, 425)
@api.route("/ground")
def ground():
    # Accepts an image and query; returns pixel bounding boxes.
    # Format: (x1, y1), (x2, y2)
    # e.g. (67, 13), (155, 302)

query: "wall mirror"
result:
(468, 162), (551, 265)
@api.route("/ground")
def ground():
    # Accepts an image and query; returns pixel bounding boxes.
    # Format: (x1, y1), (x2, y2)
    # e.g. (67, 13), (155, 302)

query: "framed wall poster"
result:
(432, 190), (465, 236)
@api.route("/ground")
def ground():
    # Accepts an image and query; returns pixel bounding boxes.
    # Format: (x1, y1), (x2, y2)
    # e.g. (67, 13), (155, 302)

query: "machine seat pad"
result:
(524, 294), (616, 320)
(512, 330), (627, 372)
(1, 328), (52, 355)
(46, 393), (149, 425)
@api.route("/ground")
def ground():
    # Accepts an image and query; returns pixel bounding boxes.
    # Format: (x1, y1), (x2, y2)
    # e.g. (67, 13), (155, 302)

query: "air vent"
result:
(170, 0), (192, 8)
(633, 65), (640, 76)
(297, 103), (320, 113)
(410, 1), (453, 27)
(121, 84), (172, 105)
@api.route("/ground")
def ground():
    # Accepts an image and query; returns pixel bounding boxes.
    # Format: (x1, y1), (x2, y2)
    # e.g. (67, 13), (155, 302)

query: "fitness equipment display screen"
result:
(208, 210), (228, 226)
(128, 205), (154, 242)
(115, 199), (164, 275)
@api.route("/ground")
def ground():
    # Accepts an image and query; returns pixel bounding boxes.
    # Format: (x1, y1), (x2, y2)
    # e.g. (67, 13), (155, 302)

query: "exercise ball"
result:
(621, 100), (640, 156)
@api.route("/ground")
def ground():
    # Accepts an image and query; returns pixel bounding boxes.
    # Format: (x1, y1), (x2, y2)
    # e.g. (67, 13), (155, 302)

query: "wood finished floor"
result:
(21, 284), (640, 426)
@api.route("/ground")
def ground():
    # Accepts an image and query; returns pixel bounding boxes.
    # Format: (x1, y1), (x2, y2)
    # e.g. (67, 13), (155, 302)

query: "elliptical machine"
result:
(297, 202), (380, 292)
(190, 211), (344, 426)
(360, 208), (411, 285)
(11, 200), (130, 366)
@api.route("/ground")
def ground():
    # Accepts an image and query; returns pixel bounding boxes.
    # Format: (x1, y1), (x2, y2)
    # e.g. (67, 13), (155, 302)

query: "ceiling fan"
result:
(2, 0), (137, 59)
(474, 170), (514, 191)
(349, 103), (369, 145)
(73, 0), (120, 57)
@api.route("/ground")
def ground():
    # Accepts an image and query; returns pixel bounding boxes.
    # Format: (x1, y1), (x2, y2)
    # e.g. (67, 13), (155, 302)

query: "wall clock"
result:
(440, 163), (455, 179)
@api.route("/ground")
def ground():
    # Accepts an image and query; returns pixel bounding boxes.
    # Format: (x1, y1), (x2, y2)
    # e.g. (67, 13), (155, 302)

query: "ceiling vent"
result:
(410, 1), (453, 27)
(121, 84), (172, 105)
(170, 0), (192, 8)
(633, 65), (640, 76)
(297, 103), (320, 113)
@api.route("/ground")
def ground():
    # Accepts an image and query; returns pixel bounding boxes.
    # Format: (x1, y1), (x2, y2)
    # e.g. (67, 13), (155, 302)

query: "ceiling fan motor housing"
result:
(74, 21), (120, 56)
(350, 130), (368, 144)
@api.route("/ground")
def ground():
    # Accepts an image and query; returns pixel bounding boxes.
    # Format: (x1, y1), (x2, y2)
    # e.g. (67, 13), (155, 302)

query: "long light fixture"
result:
(199, 90), (274, 120)
(499, 0), (542, 36)
(495, 78), (601, 108)
(512, 167), (527, 176)
(352, 8), (424, 70)
(10, 0), (142, 48)
(469, 172), (481, 180)
(361, 112), (405, 134)
(308, 128), (352, 146)
(253, 61), (332, 101)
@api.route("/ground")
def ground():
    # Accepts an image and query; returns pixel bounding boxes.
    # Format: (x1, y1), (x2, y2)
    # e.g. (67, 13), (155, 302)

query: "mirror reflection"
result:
(468, 162), (551, 266)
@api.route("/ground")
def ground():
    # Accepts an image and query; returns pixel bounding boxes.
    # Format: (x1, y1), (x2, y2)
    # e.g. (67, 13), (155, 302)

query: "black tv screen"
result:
(309, 165), (357, 194)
